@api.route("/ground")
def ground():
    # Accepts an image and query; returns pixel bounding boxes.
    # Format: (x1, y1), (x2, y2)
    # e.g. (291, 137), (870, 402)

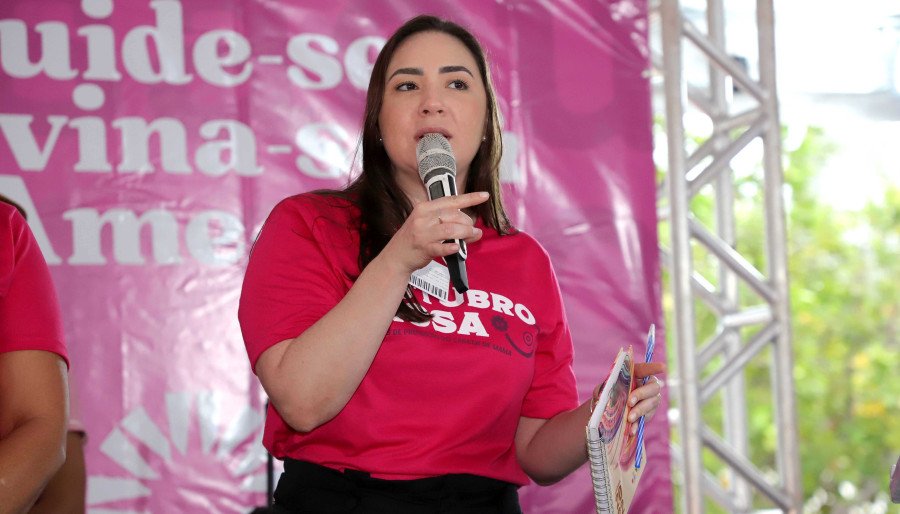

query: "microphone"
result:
(416, 133), (469, 294)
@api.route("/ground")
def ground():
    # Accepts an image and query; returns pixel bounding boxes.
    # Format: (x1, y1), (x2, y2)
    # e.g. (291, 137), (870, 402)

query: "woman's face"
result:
(378, 31), (488, 201)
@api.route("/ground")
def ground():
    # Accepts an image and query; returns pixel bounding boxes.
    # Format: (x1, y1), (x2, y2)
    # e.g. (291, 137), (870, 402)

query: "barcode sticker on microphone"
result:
(409, 260), (450, 301)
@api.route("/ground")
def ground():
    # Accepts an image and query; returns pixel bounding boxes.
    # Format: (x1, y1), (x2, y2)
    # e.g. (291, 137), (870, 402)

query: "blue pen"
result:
(634, 324), (656, 469)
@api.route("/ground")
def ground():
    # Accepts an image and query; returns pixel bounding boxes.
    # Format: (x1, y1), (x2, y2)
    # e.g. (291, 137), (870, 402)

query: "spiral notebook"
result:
(585, 345), (645, 514)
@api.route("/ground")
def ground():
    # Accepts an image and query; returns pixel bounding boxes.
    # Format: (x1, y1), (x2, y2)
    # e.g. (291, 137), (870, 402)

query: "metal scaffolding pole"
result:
(652, 0), (802, 511)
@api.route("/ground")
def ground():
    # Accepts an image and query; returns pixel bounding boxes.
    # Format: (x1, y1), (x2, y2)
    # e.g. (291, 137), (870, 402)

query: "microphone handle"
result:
(424, 170), (469, 294)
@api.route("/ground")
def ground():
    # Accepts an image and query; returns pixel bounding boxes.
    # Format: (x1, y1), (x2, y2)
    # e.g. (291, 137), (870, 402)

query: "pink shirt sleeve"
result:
(238, 196), (348, 372)
(0, 204), (68, 366)
(520, 257), (579, 418)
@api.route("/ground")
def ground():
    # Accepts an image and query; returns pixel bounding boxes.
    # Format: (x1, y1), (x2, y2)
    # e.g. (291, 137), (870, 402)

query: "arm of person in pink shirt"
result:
(0, 350), (69, 514)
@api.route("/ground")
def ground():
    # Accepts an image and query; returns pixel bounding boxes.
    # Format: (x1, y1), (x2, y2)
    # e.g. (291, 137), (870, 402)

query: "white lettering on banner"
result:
(65, 208), (183, 265)
(344, 36), (384, 90)
(79, 24), (123, 81)
(70, 114), (112, 172)
(0, 175), (61, 264)
(0, 115), (68, 171)
(0, 113), (261, 176)
(0, 20), (78, 79)
(0, 1), (525, 268)
(193, 30), (253, 87)
(113, 118), (192, 173)
(184, 210), (245, 266)
(0, 1), (382, 89)
(196, 121), (262, 176)
(64, 207), (245, 266)
(121, 0), (192, 85)
(71, 85), (113, 172)
(0, 174), (248, 265)
(294, 123), (354, 179)
(286, 34), (385, 91)
(286, 34), (342, 90)
(499, 131), (522, 185)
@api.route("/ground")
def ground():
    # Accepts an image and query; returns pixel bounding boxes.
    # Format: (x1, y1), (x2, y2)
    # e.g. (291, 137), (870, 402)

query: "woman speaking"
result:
(239, 14), (664, 513)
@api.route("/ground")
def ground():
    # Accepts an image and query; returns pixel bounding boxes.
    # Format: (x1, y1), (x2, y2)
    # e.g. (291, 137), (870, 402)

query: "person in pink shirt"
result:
(239, 15), (664, 513)
(0, 195), (70, 513)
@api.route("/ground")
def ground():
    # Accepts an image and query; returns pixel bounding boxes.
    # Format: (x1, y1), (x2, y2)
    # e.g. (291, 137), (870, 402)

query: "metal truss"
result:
(650, 0), (802, 512)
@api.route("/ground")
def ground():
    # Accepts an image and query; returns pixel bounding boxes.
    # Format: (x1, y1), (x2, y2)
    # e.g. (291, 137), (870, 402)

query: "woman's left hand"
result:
(626, 362), (667, 433)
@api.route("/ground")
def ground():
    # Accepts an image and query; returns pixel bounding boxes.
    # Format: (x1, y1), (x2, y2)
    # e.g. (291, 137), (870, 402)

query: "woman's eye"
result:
(396, 82), (418, 91)
(449, 79), (469, 90)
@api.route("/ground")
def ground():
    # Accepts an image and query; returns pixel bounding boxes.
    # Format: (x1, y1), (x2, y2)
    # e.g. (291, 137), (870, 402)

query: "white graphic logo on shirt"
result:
(392, 288), (538, 358)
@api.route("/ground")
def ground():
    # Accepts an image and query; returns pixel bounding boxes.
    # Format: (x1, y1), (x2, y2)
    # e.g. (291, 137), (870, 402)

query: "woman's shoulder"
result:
(0, 201), (30, 267)
(0, 201), (24, 233)
(0, 203), (20, 292)
(276, 190), (355, 211)
(269, 191), (358, 224)
(485, 225), (553, 267)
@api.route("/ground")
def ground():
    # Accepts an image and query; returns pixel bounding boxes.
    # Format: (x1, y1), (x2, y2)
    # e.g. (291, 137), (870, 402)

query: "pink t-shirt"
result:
(239, 193), (577, 485)
(0, 202), (67, 365)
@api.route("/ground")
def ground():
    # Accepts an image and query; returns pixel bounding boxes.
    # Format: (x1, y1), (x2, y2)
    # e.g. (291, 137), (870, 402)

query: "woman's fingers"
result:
(432, 215), (482, 244)
(628, 363), (666, 426)
(627, 374), (665, 428)
(437, 191), (490, 210)
(414, 192), (487, 247)
(633, 362), (666, 379)
(386, 192), (490, 273)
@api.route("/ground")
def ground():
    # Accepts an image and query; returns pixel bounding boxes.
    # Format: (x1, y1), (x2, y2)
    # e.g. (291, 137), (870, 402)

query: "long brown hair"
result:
(336, 14), (512, 321)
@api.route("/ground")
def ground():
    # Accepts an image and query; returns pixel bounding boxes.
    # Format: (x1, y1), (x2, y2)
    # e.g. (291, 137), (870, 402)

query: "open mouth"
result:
(415, 129), (451, 141)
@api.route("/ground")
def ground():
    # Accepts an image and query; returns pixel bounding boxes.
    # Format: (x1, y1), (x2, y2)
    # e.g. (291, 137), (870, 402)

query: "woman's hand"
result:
(381, 191), (490, 275)
(626, 362), (667, 433)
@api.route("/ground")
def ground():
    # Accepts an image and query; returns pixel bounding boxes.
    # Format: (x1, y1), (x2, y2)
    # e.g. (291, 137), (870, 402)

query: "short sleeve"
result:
(520, 255), (578, 418)
(238, 196), (350, 372)
(0, 205), (68, 366)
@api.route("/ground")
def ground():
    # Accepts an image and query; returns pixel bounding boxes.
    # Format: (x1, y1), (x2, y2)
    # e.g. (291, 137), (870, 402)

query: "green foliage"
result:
(660, 123), (900, 512)
(785, 127), (900, 510)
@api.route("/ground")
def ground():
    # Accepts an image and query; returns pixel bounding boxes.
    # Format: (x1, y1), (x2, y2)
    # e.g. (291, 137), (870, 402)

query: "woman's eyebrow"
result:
(388, 67), (423, 80)
(440, 65), (474, 77)
(387, 65), (474, 81)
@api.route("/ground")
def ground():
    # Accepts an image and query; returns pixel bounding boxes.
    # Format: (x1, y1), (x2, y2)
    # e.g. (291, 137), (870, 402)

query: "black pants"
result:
(272, 459), (523, 514)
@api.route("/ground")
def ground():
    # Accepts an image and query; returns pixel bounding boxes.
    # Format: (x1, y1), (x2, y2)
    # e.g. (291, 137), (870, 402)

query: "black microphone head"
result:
(416, 133), (456, 183)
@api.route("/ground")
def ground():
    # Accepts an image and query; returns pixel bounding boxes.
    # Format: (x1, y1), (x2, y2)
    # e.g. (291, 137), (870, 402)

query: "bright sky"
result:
(773, 0), (900, 210)
(676, 0), (900, 211)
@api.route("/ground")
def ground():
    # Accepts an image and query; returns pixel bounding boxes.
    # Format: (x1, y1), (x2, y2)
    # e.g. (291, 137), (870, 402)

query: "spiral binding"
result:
(586, 426), (614, 514)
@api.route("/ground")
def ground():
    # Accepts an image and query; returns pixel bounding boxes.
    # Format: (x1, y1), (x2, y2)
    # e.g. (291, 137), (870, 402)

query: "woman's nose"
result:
(419, 89), (445, 115)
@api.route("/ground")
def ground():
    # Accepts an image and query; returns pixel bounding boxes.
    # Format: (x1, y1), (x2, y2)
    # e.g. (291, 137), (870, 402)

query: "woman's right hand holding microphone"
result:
(380, 191), (489, 276)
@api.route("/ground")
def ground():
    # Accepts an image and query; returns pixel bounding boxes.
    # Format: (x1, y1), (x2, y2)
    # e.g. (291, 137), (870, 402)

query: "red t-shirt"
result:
(239, 193), (577, 485)
(0, 202), (67, 365)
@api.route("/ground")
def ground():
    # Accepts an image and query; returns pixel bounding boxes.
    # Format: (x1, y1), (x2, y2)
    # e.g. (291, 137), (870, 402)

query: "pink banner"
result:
(0, 0), (669, 512)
